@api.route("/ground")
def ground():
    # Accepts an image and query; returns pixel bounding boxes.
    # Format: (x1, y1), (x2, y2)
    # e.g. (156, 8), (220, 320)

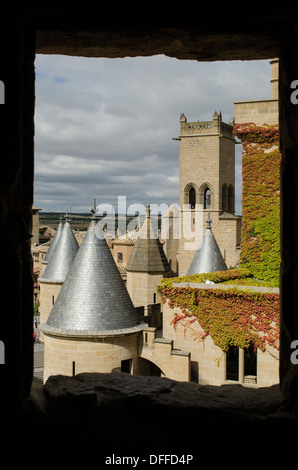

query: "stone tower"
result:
(40, 201), (145, 381)
(176, 112), (241, 275)
(126, 204), (170, 308)
(39, 216), (79, 341)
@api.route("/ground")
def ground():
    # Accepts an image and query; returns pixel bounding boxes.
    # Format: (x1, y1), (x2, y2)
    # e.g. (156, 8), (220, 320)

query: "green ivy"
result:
(161, 267), (275, 288)
(233, 123), (281, 287)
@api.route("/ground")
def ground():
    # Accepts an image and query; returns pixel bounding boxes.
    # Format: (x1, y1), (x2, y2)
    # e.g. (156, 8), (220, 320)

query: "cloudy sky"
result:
(33, 54), (272, 216)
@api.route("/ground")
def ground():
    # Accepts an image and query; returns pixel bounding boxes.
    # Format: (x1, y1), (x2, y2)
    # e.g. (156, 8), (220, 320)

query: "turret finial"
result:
(206, 212), (212, 229)
(65, 210), (72, 222)
(89, 198), (97, 219)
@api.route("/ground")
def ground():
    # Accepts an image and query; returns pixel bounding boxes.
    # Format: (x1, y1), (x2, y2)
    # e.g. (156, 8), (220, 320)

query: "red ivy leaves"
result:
(233, 122), (279, 144)
(159, 285), (279, 353)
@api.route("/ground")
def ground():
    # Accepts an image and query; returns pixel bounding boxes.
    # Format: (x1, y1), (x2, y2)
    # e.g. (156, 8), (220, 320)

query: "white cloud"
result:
(34, 54), (272, 214)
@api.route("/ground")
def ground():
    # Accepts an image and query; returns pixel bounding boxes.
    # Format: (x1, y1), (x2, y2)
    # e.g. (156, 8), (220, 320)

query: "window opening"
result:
(121, 359), (132, 374)
(191, 361), (199, 383)
(33, 54), (274, 391)
(204, 188), (211, 209)
(189, 187), (196, 209)
(117, 252), (123, 263)
(244, 344), (257, 379)
(226, 346), (239, 381)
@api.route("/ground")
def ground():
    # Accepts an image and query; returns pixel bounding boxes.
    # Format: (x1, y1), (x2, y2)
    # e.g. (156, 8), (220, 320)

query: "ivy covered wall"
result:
(233, 123), (281, 287)
(156, 123), (281, 355)
(158, 268), (279, 353)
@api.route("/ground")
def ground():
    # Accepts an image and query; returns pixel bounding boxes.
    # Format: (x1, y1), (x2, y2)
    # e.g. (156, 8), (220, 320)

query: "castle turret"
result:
(187, 213), (227, 275)
(126, 204), (170, 308)
(41, 200), (145, 381)
(38, 216), (79, 341)
(40, 215), (63, 276)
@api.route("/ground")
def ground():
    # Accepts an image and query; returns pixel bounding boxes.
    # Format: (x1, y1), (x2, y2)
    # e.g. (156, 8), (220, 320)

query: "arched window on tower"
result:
(204, 188), (211, 209)
(189, 187), (196, 209)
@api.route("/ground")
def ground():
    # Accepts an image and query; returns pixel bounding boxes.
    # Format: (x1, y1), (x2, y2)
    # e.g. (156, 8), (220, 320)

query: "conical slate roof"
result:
(42, 217), (63, 264)
(187, 214), (227, 275)
(126, 205), (170, 273)
(41, 216), (144, 337)
(40, 220), (79, 283)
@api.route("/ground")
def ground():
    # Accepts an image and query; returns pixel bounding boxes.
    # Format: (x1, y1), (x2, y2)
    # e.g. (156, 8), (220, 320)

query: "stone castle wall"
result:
(43, 332), (140, 382)
(126, 271), (165, 307)
(162, 298), (279, 386)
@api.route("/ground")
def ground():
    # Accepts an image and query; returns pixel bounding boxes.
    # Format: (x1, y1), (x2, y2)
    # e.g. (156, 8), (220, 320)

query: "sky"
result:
(33, 54), (273, 216)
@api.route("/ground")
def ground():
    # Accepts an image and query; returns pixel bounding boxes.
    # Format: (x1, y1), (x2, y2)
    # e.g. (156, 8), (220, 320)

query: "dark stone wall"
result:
(2, 13), (298, 449)
(0, 15), (35, 415)
(279, 33), (298, 404)
(21, 373), (295, 451)
(34, 20), (284, 60)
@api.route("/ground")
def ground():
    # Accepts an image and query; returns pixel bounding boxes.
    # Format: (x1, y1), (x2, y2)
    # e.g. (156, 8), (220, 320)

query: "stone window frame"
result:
(183, 182), (199, 208)
(199, 182), (214, 210)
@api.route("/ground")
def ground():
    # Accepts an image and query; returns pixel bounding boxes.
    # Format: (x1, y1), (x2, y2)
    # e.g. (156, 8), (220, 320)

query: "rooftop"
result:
(126, 205), (170, 273)
(41, 214), (145, 337)
(187, 214), (227, 275)
(39, 220), (79, 283)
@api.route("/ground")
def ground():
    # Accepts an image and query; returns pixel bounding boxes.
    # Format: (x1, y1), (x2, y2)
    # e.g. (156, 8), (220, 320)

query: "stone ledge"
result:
(173, 281), (279, 293)
(18, 372), (298, 451)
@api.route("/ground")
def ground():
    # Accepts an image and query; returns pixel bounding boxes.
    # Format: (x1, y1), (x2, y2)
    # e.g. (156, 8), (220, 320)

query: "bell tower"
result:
(176, 112), (241, 276)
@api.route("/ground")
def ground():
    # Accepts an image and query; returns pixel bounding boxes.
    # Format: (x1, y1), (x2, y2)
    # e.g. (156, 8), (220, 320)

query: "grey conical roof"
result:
(42, 219), (63, 264)
(40, 221), (79, 283)
(41, 218), (144, 337)
(187, 214), (227, 275)
(126, 205), (170, 273)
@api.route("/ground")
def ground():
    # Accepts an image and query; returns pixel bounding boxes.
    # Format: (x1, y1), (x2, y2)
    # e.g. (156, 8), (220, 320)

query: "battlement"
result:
(179, 112), (233, 138)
